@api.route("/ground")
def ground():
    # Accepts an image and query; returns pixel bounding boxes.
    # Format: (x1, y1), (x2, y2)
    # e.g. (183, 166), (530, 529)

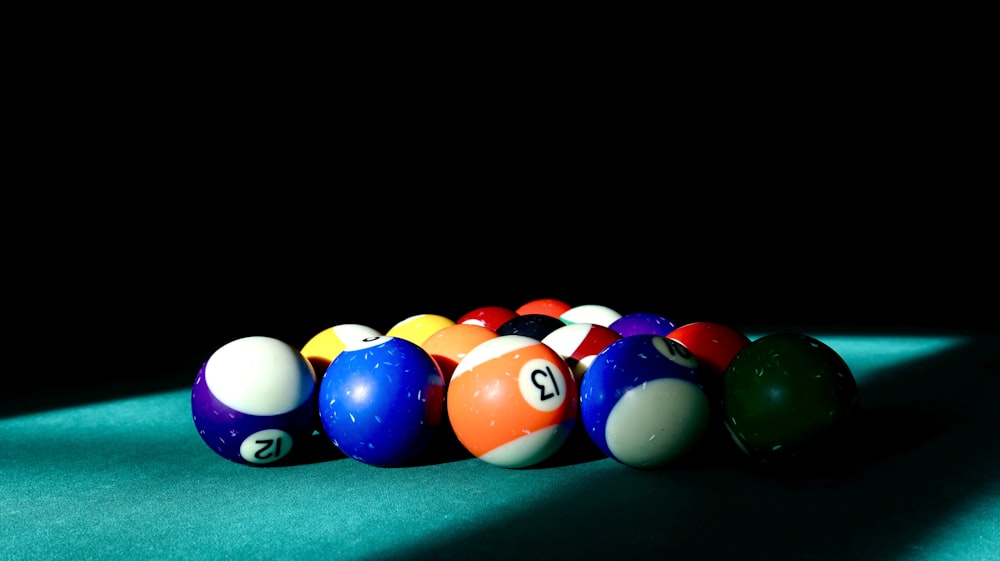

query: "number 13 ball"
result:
(447, 335), (578, 468)
(191, 336), (318, 466)
(580, 335), (711, 469)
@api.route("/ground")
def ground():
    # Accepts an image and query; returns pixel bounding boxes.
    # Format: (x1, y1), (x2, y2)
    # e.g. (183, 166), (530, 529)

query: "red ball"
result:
(667, 322), (751, 378)
(515, 298), (571, 318)
(456, 306), (519, 332)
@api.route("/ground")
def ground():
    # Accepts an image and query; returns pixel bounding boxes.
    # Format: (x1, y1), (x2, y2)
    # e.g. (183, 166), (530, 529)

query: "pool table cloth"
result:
(3, 330), (998, 561)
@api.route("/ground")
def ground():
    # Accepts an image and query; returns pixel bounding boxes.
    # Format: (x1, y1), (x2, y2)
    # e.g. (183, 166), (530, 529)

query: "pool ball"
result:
(301, 323), (382, 379)
(609, 312), (677, 337)
(495, 313), (566, 340)
(300, 323), (383, 437)
(191, 336), (318, 466)
(420, 323), (499, 384)
(665, 322), (752, 452)
(385, 313), (455, 346)
(541, 323), (622, 382)
(666, 321), (751, 379)
(456, 306), (519, 332)
(319, 335), (445, 467)
(447, 335), (578, 468)
(721, 332), (860, 464)
(516, 298), (572, 318)
(580, 334), (711, 469)
(559, 304), (622, 327)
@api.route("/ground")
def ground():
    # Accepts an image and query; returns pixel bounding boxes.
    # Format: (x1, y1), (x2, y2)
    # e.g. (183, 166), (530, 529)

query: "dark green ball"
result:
(721, 332), (859, 463)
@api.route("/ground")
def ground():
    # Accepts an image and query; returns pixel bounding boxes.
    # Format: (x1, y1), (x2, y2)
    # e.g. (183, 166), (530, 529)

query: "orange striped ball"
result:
(447, 335), (578, 468)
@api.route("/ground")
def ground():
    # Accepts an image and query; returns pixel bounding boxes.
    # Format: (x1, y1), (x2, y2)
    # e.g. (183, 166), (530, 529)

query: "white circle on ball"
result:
(332, 323), (383, 342)
(239, 428), (293, 464)
(517, 358), (568, 412)
(652, 335), (699, 369)
(605, 377), (710, 468)
(205, 336), (316, 416)
(342, 334), (393, 351)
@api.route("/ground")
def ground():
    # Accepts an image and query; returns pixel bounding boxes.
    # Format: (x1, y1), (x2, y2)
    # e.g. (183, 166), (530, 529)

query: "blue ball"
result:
(319, 335), (445, 466)
(579, 334), (711, 468)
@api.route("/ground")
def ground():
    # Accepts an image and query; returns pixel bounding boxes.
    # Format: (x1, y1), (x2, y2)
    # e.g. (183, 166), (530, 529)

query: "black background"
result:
(7, 48), (994, 414)
(11, 180), (992, 417)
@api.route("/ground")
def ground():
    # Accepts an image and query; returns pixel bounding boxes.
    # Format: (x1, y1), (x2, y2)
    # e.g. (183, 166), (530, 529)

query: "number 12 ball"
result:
(191, 336), (318, 466)
(580, 335), (711, 469)
(319, 335), (445, 467)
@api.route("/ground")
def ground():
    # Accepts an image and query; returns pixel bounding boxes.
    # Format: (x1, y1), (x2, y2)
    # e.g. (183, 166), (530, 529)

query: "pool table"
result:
(4, 326), (997, 561)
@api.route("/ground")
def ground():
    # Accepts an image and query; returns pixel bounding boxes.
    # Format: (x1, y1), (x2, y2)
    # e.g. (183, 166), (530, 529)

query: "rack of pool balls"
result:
(191, 298), (860, 469)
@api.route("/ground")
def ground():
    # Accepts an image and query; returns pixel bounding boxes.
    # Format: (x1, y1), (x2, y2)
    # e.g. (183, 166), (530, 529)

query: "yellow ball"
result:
(301, 324), (381, 375)
(386, 313), (455, 346)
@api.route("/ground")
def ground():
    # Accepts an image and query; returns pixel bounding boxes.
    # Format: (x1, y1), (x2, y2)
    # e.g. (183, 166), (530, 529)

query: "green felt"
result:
(3, 332), (998, 561)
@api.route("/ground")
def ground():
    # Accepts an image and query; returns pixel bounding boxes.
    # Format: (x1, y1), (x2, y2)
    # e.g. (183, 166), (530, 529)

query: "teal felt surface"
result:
(3, 332), (998, 561)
